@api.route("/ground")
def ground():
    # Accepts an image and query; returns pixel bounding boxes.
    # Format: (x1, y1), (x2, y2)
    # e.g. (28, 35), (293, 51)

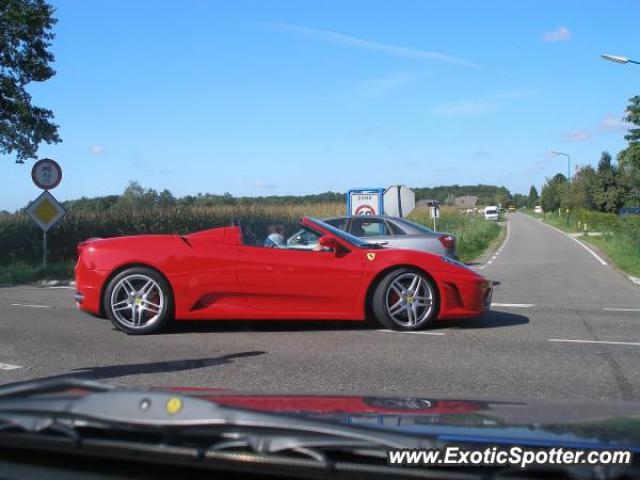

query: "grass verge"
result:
(0, 261), (75, 285)
(471, 221), (507, 265)
(582, 235), (640, 277)
(408, 208), (502, 263)
(525, 209), (640, 279)
(522, 210), (574, 232)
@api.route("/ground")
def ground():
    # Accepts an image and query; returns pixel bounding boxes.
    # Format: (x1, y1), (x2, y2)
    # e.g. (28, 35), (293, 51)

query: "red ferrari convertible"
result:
(75, 217), (492, 334)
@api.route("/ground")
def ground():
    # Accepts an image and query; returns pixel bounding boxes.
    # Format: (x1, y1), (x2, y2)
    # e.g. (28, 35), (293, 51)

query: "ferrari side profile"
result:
(75, 217), (492, 334)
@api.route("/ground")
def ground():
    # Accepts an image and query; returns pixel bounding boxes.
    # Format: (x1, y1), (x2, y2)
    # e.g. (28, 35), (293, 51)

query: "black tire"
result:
(103, 267), (173, 335)
(372, 268), (439, 331)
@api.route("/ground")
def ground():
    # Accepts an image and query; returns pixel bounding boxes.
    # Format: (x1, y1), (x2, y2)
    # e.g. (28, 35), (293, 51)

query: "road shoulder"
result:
(469, 220), (508, 269)
(527, 214), (640, 289)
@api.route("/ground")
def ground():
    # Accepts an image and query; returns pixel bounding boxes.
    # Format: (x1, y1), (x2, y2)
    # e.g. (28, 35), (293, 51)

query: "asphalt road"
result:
(1, 213), (639, 403)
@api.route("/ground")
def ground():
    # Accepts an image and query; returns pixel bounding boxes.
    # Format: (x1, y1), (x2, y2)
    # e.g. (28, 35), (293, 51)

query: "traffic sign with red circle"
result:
(31, 158), (62, 190)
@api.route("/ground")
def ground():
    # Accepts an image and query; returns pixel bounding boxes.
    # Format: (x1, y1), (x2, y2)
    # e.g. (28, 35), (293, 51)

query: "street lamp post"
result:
(601, 54), (640, 65)
(551, 151), (571, 226)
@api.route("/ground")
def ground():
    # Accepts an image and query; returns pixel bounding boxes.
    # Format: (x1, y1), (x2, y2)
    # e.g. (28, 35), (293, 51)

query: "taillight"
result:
(439, 234), (455, 250)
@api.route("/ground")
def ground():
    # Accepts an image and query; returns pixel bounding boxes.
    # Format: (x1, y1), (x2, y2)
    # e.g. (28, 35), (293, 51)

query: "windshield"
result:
(308, 217), (378, 248)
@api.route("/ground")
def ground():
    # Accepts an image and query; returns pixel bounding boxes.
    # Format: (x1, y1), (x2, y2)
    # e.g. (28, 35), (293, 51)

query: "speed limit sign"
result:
(354, 204), (376, 215)
(348, 189), (384, 216)
(31, 158), (62, 190)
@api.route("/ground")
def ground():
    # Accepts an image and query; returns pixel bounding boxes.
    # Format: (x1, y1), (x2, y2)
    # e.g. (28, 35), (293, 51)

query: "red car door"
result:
(234, 244), (365, 314)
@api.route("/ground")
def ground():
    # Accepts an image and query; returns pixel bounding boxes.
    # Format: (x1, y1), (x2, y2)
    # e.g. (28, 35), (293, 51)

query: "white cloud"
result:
(90, 145), (105, 155)
(541, 26), (571, 42)
(265, 22), (479, 68)
(597, 114), (628, 133)
(432, 92), (525, 118)
(562, 114), (630, 142)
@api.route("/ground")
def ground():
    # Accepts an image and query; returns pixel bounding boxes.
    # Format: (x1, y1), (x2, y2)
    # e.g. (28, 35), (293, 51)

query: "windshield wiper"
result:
(1, 379), (635, 480)
(0, 378), (448, 477)
(0, 377), (438, 447)
(0, 377), (115, 399)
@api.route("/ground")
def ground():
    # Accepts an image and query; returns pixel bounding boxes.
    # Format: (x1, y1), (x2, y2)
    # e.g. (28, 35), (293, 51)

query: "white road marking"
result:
(477, 220), (510, 270)
(10, 303), (51, 309)
(603, 308), (640, 312)
(628, 276), (640, 287)
(47, 286), (75, 290)
(377, 329), (445, 336)
(539, 221), (608, 266)
(549, 338), (640, 346)
(491, 303), (536, 308)
(0, 363), (22, 370)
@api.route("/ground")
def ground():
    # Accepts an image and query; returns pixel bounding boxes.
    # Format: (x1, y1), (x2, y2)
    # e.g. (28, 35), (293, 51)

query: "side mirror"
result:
(318, 235), (341, 252)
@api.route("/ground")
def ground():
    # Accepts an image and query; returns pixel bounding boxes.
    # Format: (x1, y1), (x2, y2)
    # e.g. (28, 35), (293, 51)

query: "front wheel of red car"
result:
(103, 267), (173, 335)
(372, 268), (439, 330)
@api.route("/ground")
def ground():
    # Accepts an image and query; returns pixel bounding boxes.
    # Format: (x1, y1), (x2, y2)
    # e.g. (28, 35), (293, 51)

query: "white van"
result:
(484, 206), (499, 221)
(534, 205), (543, 214)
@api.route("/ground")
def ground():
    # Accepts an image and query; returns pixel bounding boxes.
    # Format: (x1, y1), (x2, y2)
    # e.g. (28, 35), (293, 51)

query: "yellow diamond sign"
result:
(26, 191), (66, 232)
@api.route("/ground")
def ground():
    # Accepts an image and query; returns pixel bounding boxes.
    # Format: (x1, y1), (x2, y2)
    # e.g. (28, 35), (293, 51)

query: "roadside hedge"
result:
(574, 210), (640, 243)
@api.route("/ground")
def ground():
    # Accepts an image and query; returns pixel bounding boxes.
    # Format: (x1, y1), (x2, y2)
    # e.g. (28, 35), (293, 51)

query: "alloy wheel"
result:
(385, 272), (434, 328)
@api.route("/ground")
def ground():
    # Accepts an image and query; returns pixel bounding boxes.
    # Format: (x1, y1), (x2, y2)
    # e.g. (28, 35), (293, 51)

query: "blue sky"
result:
(2, 0), (639, 210)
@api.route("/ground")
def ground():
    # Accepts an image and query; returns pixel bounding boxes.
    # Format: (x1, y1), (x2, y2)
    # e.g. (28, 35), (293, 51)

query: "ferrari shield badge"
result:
(367, 253), (376, 261)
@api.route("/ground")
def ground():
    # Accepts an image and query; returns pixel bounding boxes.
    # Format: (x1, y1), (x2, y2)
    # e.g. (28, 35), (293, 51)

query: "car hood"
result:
(4, 381), (640, 451)
(160, 388), (640, 451)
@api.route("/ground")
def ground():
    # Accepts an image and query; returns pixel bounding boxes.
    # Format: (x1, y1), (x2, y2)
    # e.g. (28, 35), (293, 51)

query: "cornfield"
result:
(0, 202), (345, 265)
(0, 202), (503, 266)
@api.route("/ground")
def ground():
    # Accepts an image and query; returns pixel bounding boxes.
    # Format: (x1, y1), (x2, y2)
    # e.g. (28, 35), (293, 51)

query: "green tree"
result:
(618, 95), (640, 205)
(1, 0), (60, 163)
(512, 193), (527, 208)
(623, 95), (640, 144)
(540, 173), (567, 212)
(115, 181), (161, 210)
(569, 165), (595, 210)
(590, 151), (627, 213)
(527, 185), (539, 208)
(158, 189), (176, 207)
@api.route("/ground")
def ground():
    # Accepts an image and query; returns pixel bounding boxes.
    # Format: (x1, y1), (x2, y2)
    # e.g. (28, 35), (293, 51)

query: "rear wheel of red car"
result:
(372, 268), (439, 330)
(103, 267), (173, 335)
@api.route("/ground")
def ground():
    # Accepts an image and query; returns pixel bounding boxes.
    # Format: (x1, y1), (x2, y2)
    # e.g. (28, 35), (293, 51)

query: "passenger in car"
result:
(264, 224), (285, 247)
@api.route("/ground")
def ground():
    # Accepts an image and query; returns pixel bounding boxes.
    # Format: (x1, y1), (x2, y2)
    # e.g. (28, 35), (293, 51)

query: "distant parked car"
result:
(483, 206), (499, 221)
(619, 207), (640, 216)
(321, 215), (457, 258)
(508, 205), (516, 213)
(534, 205), (543, 214)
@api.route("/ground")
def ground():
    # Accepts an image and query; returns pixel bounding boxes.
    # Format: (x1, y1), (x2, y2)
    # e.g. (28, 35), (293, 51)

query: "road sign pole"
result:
(43, 231), (47, 268)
